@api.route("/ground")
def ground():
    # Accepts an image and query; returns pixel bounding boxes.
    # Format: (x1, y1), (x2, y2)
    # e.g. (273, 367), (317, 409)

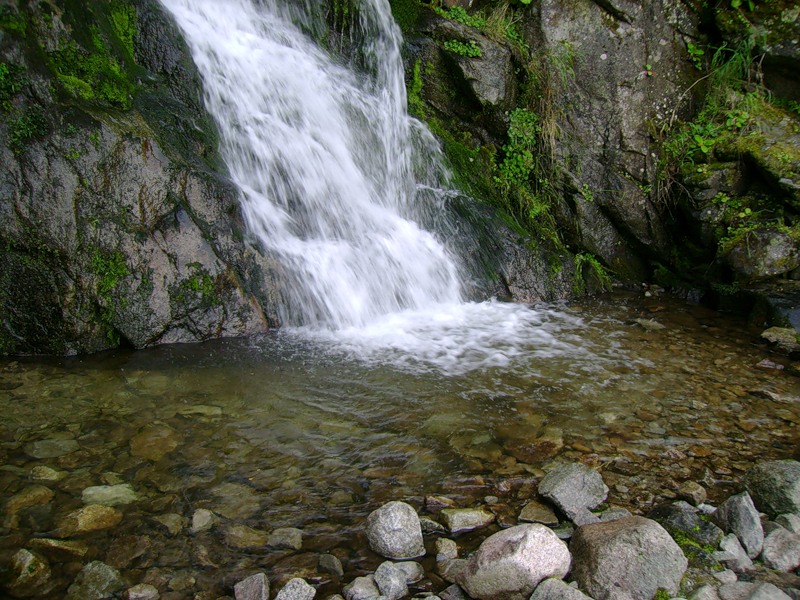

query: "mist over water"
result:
(160, 0), (591, 373)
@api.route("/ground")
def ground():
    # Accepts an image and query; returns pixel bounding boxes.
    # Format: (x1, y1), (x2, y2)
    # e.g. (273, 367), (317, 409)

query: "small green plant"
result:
(644, 63), (654, 77)
(497, 108), (539, 186)
(435, 5), (487, 29)
(730, 0), (755, 9)
(573, 252), (612, 294)
(91, 249), (130, 295)
(443, 39), (482, 58)
(581, 183), (594, 202)
(8, 108), (48, 154)
(65, 147), (81, 160)
(687, 42), (704, 70)
(0, 6), (26, 35)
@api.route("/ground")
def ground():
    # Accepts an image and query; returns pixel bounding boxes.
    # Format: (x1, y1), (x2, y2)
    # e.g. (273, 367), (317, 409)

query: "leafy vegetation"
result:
(443, 39), (482, 58)
(8, 108), (48, 154)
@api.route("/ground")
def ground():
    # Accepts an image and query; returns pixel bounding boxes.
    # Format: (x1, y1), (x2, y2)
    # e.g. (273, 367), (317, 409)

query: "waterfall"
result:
(160, 0), (581, 374)
(160, 0), (464, 329)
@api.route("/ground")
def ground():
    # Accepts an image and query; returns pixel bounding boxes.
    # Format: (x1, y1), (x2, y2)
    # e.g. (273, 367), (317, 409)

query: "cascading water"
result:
(160, 0), (591, 374)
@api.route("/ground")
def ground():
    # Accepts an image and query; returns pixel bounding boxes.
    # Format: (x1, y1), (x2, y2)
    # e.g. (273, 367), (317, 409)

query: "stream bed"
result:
(1, 291), (799, 598)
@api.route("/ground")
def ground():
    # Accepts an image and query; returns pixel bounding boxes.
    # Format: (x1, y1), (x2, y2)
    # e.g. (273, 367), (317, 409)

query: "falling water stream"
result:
(1, 1), (800, 598)
(156, 0), (589, 375)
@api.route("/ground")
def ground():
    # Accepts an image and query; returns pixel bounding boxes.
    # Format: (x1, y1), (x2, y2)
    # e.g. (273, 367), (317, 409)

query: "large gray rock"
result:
(274, 578), (315, 600)
(538, 463), (608, 525)
(570, 516), (687, 600)
(66, 561), (124, 600)
(373, 562), (407, 600)
(365, 501), (425, 560)
(745, 460), (800, 516)
(761, 527), (800, 572)
(234, 572), (269, 600)
(456, 524), (570, 600)
(712, 492), (764, 559)
(529, 578), (592, 600)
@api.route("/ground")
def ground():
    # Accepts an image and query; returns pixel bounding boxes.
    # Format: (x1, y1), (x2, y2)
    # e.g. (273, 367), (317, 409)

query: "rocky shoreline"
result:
(4, 458), (800, 600)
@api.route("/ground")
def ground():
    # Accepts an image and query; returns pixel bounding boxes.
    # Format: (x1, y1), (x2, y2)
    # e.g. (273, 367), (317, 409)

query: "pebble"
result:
(191, 508), (217, 534)
(440, 508), (495, 533)
(25, 438), (80, 459)
(518, 500), (559, 526)
(82, 483), (139, 506)
(55, 504), (123, 538)
(268, 527), (303, 550)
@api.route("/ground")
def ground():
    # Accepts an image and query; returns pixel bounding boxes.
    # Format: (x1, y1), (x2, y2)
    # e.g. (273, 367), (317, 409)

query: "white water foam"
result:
(160, 0), (616, 374)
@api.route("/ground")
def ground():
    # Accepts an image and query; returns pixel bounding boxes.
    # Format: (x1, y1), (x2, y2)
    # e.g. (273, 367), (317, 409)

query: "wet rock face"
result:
(536, 0), (698, 279)
(0, 0), (278, 355)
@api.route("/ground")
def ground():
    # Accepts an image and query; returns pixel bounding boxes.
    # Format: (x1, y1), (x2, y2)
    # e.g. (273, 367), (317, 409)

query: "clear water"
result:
(1, 293), (799, 597)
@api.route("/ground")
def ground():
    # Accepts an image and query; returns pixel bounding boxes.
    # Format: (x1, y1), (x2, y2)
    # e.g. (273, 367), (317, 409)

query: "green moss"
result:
(574, 252), (613, 294)
(8, 107), (48, 154)
(0, 6), (27, 36)
(48, 28), (134, 109)
(109, 1), (136, 58)
(176, 263), (219, 308)
(389, 0), (421, 32)
(0, 62), (26, 111)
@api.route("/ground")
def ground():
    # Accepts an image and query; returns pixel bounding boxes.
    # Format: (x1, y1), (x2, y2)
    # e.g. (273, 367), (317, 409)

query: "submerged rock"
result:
(456, 524), (570, 600)
(81, 484), (138, 507)
(3, 485), (55, 528)
(267, 527), (303, 550)
(4, 549), (52, 598)
(66, 561), (124, 600)
(365, 501), (425, 560)
(129, 423), (181, 461)
(24, 438), (80, 459)
(570, 516), (687, 600)
(55, 504), (123, 538)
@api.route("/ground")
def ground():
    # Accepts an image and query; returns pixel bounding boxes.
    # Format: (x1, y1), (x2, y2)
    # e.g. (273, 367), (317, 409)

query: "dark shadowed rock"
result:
(456, 524), (570, 600)
(745, 460), (800, 516)
(570, 516), (687, 599)
(649, 501), (724, 547)
(712, 492), (764, 559)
